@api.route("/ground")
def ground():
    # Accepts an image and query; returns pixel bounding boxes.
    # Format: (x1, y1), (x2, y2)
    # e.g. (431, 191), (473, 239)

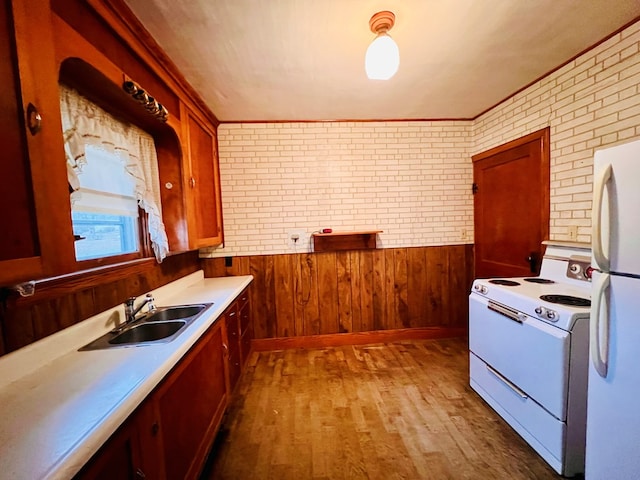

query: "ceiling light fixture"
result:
(365, 11), (399, 80)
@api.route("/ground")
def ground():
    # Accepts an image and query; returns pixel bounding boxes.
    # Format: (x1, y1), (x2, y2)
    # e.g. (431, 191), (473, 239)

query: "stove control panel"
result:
(566, 256), (592, 282)
(535, 306), (558, 322)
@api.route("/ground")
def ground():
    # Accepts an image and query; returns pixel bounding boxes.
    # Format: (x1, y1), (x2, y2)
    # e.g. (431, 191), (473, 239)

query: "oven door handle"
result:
(487, 301), (527, 323)
(486, 365), (528, 399)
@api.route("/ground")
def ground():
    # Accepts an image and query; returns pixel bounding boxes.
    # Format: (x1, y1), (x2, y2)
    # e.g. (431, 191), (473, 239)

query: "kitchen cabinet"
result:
(182, 105), (224, 249)
(74, 399), (163, 480)
(239, 289), (253, 367)
(224, 287), (252, 393)
(225, 302), (242, 392)
(77, 319), (228, 480)
(0, 0), (74, 286)
(154, 318), (228, 480)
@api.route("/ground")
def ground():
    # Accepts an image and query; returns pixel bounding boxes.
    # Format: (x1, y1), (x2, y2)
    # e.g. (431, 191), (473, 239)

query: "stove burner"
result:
(540, 294), (591, 307)
(489, 279), (521, 286)
(524, 278), (555, 284)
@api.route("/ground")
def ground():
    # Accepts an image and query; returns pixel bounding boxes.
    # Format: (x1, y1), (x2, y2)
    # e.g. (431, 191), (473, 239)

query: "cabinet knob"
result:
(135, 468), (146, 478)
(189, 177), (196, 188)
(151, 421), (159, 436)
(26, 103), (42, 135)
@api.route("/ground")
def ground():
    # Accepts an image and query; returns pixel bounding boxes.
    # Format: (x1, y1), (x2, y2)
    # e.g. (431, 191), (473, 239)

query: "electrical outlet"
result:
(461, 229), (468, 241)
(568, 225), (578, 241)
(287, 230), (307, 249)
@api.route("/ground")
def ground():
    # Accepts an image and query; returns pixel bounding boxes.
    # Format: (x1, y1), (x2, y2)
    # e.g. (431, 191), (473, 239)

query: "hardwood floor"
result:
(202, 338), (563, 479)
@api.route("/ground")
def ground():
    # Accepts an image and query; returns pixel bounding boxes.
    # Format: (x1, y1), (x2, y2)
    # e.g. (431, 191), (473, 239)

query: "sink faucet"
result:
(119, 294), (156, 330)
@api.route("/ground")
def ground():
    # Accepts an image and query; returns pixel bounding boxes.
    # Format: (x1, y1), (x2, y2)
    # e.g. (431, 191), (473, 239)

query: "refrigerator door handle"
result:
(593, 163), (612, 272)
(591, 272), (611, 378)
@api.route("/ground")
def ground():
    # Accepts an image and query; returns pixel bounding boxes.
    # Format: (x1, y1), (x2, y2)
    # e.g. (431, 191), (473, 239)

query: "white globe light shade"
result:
(365, 33), (400, 80)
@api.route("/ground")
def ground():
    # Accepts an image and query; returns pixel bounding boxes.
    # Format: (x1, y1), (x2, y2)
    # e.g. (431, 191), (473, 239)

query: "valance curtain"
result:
(59, 85), (169, 262)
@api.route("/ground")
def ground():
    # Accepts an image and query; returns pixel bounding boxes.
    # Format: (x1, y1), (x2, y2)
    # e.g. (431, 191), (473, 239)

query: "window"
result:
(59, 85), (169, 264)
(71, 145), (140, 261)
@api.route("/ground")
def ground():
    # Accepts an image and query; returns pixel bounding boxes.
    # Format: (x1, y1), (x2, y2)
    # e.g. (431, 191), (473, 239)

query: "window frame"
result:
(71, 206), (153, 269)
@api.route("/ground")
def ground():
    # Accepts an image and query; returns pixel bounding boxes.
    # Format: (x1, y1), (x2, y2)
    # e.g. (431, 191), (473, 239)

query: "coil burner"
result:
(540, 294), (591, 307)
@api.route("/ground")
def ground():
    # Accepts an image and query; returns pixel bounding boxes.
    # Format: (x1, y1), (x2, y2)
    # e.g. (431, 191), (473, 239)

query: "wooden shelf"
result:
(312, 230), (382, 253)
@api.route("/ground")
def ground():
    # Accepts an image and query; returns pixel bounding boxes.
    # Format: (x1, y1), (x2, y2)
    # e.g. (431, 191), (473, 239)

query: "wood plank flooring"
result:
(202, 338), (564, 480)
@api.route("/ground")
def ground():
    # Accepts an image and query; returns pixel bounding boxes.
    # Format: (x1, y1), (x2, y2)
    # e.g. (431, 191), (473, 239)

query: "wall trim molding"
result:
(251, 327), (467, 352)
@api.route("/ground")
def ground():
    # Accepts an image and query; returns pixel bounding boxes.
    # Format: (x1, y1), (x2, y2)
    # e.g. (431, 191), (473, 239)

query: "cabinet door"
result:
(74, 418), (144, 480)
(155, 321), (228, 480)
(0, 0), (74, 285)
(239, 288), (253, 367)
(183, 107), (223, 249)
(225, 304), (241, 392)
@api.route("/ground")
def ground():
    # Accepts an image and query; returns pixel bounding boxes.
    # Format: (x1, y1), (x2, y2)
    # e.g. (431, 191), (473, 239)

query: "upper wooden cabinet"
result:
(0, 0), (74, 286)
(182, 106), (224, 249)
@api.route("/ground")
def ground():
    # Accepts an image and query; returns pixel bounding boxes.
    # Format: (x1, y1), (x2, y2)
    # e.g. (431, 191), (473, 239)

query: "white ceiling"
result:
(124, 0), (640, 122)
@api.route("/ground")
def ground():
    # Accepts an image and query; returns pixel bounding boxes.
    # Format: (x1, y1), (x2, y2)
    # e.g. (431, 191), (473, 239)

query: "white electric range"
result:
(469, 243), (591, 477)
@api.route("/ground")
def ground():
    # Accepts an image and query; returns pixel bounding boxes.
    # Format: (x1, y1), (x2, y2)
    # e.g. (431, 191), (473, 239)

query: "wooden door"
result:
(472, 128), (550, 278)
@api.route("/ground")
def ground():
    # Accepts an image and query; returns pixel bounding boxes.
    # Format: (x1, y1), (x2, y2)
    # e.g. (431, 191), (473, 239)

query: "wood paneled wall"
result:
(201, 245), (474, 340)
(0, 251), (200, 355)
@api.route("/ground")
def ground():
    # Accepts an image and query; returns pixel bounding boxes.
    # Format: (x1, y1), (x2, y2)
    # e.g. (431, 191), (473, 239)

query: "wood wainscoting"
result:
(0, 251), (201, 355)
(202, 245), (474, 344)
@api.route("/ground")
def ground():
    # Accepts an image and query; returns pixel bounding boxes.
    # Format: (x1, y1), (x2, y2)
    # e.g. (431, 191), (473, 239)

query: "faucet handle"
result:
(145, 293), (156, 312)
(125, 297), (136, 307)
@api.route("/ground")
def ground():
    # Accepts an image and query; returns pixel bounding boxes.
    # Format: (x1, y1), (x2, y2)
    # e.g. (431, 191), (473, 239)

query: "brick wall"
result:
(209, 121), (474, 256)
(473, 20), (640, 243)
(202, 20), (640, 257)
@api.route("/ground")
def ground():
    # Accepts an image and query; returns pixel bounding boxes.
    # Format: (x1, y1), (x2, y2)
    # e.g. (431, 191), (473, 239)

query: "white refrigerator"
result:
(587, 138), (640, 479)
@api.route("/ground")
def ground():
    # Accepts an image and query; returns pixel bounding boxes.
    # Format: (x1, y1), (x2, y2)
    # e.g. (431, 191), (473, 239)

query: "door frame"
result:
(472, 127), (550, 276)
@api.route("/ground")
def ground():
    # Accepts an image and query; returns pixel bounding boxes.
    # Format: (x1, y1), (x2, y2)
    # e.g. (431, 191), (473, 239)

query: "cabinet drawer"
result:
(226, 308), (239, 342)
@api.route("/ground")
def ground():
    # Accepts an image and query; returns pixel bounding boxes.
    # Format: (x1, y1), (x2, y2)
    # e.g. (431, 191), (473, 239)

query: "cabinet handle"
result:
(189, 177), (196, 188)
(222, 343), (229, 353)
(136, 468), (146, 478)
(151, 421), (159, 436)
(26, 103), (42, 135)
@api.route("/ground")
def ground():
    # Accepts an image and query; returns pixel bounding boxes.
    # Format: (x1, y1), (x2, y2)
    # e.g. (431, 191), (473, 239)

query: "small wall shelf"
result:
(312, 230), (383, 253)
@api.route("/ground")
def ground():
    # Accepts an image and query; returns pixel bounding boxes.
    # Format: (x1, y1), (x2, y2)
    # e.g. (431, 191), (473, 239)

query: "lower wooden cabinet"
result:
(74, 398), (162, 480)
(76, 288), (253, 480)
(155, 320), (228, 480)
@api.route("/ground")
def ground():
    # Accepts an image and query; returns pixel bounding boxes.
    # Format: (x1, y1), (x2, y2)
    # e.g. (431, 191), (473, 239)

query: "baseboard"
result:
(251, 327), (468, 352)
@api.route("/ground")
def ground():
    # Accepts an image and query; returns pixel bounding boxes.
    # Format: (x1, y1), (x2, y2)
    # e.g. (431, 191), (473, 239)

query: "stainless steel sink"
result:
(109, 321), (186, 344)
(143, 305), (208, 322)
(79, 303), (213, 350)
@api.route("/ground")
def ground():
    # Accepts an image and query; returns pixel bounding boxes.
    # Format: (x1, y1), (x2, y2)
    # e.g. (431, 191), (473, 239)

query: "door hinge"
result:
(472, 183), (478, 194)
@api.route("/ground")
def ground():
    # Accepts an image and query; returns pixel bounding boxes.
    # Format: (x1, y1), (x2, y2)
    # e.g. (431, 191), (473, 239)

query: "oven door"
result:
(469, 293), (570, 421)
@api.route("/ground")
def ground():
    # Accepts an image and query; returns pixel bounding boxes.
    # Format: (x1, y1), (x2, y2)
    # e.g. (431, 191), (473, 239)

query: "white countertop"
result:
(0, 271), (253, 480)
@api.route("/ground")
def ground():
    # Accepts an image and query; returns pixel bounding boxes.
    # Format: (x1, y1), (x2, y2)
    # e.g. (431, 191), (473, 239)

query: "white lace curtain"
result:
(59, 84), (169, 262)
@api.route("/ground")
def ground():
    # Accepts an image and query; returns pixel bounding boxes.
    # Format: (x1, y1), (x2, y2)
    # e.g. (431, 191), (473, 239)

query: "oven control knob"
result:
(474, 284), (487, 294)
(535, 306), (544, 316)
(546, 310), (558, 321)
(569, 264), (581, 274)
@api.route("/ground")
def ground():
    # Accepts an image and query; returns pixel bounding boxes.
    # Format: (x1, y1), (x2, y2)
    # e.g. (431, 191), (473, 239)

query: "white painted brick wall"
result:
(474, 20), (640, 244)
(201, 20), (640, 257)
(207, 122), (474, 256)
